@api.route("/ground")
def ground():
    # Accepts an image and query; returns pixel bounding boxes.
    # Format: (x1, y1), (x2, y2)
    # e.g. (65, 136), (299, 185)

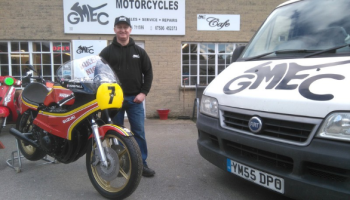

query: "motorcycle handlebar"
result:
(0, 76), (21, 86)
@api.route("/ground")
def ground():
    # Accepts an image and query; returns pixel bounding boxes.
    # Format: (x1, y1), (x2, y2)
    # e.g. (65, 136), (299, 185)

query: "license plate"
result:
(227, 158), (284, 194)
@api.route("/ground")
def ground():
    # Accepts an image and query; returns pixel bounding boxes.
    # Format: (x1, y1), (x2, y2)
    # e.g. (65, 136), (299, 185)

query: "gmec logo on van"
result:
(223, 60), (350, 101)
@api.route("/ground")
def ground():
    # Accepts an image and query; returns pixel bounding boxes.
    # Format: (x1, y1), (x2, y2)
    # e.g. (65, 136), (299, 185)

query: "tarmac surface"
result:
(0, 119), (291, 200)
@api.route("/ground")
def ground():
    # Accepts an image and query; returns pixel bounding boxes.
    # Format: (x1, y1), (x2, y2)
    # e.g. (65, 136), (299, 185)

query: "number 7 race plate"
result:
(227, 158), (284, 194)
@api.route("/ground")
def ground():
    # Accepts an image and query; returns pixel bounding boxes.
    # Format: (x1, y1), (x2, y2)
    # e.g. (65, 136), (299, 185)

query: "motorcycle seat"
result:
(22, 82), (49, 106)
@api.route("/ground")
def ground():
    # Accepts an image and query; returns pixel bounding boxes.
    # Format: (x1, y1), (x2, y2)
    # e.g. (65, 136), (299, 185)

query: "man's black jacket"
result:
(100, 37), (153, 96)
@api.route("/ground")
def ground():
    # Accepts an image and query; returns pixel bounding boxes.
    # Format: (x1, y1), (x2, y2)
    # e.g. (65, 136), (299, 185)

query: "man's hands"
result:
(134, 93), (146, 103)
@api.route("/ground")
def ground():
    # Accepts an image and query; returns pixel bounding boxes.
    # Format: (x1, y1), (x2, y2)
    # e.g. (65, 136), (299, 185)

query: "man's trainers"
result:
(142, 165), (155, 177)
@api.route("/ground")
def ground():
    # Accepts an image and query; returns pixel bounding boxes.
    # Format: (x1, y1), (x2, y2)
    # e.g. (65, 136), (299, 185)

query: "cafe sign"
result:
(197, 14), (240, 31)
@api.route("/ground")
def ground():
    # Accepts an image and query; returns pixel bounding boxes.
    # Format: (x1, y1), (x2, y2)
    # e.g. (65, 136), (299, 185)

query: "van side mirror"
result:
(231, 46), (245, 63)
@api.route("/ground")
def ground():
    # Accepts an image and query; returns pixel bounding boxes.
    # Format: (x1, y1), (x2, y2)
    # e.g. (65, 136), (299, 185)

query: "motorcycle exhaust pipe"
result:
(9, 128), (39, 148)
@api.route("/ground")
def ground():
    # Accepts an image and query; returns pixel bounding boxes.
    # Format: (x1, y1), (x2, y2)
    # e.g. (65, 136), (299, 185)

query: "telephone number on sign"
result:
(155, 26), (165, 30)
(166, 26), (177, 31)
(227, 158), (285, 194)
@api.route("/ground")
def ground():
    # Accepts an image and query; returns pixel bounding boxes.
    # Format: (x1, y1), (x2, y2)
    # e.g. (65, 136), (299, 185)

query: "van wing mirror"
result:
(231, 46), (245, 63)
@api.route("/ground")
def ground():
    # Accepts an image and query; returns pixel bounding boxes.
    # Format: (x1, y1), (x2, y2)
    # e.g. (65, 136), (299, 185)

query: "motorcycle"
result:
(0, 74), (23, 135)
(9, 55), (143, 199)
(0, 66), (38, 135)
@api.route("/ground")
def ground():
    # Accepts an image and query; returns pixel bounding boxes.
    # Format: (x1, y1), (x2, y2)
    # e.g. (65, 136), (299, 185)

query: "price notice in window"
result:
(63, 0), (185, 35)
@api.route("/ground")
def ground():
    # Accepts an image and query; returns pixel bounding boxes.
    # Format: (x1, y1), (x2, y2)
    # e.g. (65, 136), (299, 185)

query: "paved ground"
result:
(0, 119), (291, 200)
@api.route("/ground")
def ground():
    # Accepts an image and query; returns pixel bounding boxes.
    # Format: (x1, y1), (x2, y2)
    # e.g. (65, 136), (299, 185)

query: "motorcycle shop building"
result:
(0, 0), (285, 118)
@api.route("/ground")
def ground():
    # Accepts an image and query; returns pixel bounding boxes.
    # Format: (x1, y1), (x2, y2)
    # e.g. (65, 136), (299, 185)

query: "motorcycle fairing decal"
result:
(45, 86), (66, 96)
(3, 86), (15, 106)
(21, 96), (38, 110)
(67, 102), (100, 140)
(44, 87), (74, 106)
(33, 100), (100, 140)
(0, 85), (13, 105)
(98, 124), (133, 137)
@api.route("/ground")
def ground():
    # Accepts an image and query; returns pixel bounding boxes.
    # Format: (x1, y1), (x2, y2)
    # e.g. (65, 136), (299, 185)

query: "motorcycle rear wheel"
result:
(16, 111), (46, 161)
(86, 130), (142, 199)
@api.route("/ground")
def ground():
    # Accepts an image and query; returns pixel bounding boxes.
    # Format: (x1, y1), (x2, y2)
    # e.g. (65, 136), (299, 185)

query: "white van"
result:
(196, 0), (350, 199)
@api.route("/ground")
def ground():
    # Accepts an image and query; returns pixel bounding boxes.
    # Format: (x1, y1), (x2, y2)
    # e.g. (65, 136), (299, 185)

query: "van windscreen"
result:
(242, 0), (350, 60)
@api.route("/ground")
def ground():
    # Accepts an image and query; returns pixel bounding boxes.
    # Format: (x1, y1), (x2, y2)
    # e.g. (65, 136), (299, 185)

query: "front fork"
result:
(91, 118), (109, 167)
(90, 111), (121, 167)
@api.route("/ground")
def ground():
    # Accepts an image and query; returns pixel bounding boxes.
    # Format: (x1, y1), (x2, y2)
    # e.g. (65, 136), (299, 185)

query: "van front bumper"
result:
(197, 113), (350, 200)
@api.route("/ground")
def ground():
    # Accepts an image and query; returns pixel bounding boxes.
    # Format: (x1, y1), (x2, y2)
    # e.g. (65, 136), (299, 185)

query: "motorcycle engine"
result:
(30, 118), (90, 163)
(34, 127), (62, 154)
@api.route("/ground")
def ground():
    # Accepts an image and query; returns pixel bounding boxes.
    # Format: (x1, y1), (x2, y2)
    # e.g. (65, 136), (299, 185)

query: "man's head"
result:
(114, 16), (131, 27)
(114, 16), (132, 45)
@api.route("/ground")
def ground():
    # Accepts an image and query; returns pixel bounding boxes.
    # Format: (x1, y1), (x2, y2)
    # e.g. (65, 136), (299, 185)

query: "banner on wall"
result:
(197, 14), (240, 31)
(63, 0), (185, 35)
(72, 40), (107, 60)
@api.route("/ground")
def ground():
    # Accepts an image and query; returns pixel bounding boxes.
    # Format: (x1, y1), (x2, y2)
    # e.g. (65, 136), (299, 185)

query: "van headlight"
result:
(200, 95), (219, 118)
(316, 113), (350, 142)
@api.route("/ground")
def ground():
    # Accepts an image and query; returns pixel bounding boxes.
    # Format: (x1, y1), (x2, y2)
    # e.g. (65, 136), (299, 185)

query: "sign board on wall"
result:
(72, 40), (107, 59)
(63, 0), (185, 35)
(197, 14), (240, 31)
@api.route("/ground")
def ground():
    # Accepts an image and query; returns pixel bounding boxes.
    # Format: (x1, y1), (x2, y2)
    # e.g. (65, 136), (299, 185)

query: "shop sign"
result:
(63, 0), (185, 35)
(197, 14), (240, 31)
(53, 44), (70, 52)
(72, 40), (107, 59)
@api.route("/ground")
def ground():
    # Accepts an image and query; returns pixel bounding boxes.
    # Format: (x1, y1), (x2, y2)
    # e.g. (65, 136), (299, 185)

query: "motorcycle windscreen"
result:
(56, 55), (120, 94)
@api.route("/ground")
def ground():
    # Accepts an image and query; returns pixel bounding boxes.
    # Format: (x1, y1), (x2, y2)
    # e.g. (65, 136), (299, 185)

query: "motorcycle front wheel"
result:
(16, 111), (46, 161)
(86, 130), (143, 199)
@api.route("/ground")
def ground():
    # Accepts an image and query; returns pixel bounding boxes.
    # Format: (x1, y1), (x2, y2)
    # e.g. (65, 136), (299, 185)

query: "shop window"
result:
(0, 41), (71, 84)
(181, 42), (246, 87)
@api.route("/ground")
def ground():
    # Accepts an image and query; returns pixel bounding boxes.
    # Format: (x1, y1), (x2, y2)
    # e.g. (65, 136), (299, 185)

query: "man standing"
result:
(100, 16), (155, 177)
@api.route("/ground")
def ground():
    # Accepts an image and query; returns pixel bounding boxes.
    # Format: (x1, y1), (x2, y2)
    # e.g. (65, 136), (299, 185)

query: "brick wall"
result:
(0, 0), (286, 118)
